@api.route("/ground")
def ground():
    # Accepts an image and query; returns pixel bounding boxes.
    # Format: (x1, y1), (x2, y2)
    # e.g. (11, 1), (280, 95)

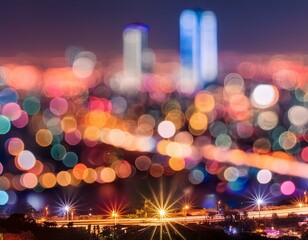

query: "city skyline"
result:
(0, 0), (307, 220)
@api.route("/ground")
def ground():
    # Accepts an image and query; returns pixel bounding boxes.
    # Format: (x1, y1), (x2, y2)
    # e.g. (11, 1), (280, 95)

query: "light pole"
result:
(257, 199), (263, 220)
(64, 205), (70, 221)
(45, 206), (49, 218)
(111, 210), (118, 237)
(217, 200), (221, 214)
(112, 210), (118, 226)
(71, 209), (74, 220)
(183, 205), (189, 224)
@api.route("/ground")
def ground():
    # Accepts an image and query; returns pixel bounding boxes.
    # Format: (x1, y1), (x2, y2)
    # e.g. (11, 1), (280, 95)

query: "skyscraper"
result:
(179, 10), (218, 95)
(122, 23), (149, 94)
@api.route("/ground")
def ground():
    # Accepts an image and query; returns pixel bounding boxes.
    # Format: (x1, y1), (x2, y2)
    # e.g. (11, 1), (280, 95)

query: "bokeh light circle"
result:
(23, 96), (41, 115)
(224, 167), (239, 182)
(158, 120), (176, 138)
(288, 105), (308, 126)
(51, 144), (67, 161)
(169, 157), (185, 171)
(257, 169), (272, 184)
(6, 138), (24, 156)
(63, 152), (79, 168)
(100, 167), (116, 183)
(50, 97), (68, 116)
(36, 129), (53, 147)
(280, 181), (296, 195)
(17, 150), (36, 170)
(188, 169), (204, 184)
(250, 84), (278, 108)
(135, 156), (152, 171)
(2, 102), (22, 120)
(0, 191), (9, 205)
(0, 115), (11, 134)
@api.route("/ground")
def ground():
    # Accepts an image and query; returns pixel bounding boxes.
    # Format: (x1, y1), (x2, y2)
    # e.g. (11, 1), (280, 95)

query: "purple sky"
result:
(1, 0), (308, 57)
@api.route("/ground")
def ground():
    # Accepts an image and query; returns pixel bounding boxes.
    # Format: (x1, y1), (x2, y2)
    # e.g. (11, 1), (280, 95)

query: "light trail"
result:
(44, 205), (308, 230)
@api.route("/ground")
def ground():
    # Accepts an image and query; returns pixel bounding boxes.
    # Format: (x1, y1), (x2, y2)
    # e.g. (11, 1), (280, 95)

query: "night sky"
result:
(1, 0), (308, 57)
(0, 0), (308, 216)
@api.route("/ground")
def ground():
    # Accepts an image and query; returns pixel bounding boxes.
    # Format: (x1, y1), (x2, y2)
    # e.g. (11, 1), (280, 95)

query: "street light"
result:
(45, 206), (49, 218)
(257, 199), (263, 219)
(112, 210), (118, 226)
(71, 209), (74, 220)
(183, 205), (189, 224)
(159, 209), (166, 223)
(64, 205), (70, 221)
(217, 200), (221, 214)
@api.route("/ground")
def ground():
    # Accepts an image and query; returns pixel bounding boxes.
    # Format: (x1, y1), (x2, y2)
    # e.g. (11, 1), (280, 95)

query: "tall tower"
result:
(179, 10), (217, 95)
(122, 23), (149, 94)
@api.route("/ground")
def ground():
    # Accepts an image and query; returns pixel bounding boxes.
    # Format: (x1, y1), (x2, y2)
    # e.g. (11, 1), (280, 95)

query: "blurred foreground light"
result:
(0, 191), (9, 205)
(21, 173), (38, 189)
(257, 169), (272, 184)
(23, 96), (41, 115)
(288, 106), (308, 126)
(169, 157), (185, 171)
(135, 156), (152, 171)
(189, 112), (208, 135)
(72, 51), (97, 78)
(100, 167), (116, 183)
(50, 97), (68, 116)
(17, 150), (36, 170)
(0, 115), (11, 134)
(7, 65), (41, 91)
(63, 152), (79, 168)
(257, 111), (278, 130)
(40, 172), (57, 188)
(158, 120), (176, 138)
(2, 102), (22, 121)
(189, 169), (204, 184)
(36, 129), (53, 147)
(57, 171), (72, 187)
(278, 131), (297, 150)
(280, 180), (296, 195)
(0, 88), (18, 105)
(6, 138), (24, 156)
(224, 73), (245, 95)
(250, 84), (278, 109)
(195, 91), (215, 113)
(224, 167), (239, 182)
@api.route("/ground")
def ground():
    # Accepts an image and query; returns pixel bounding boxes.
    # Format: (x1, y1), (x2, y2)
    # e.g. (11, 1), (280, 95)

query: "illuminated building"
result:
(122, 23), (149, 94)
(179, 10), (217, 94)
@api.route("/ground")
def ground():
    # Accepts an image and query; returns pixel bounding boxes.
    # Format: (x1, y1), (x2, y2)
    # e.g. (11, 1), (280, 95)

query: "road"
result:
(46, 206), (308, 230)
(247, 206), (308, 218)
(49, 215), (223, 229)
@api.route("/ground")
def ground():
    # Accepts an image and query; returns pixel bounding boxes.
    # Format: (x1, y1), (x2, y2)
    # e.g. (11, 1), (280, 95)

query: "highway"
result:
(247, 206), (308, 218)
(51, 215), (220, 228)
(45, 206), (308, 230)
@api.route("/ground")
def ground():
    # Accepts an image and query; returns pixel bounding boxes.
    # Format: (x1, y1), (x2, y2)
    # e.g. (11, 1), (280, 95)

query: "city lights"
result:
(0, 1), (308, 239)
(159, 209), (166, 218)
(64, 205), (70, 221)
(111, 210), (118, 226)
